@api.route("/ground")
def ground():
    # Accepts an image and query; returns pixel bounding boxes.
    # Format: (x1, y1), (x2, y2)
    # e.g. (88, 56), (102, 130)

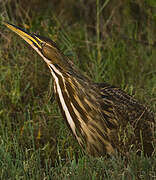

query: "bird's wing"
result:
(97, 82), (155, 131)
(97, 83), (155, 154)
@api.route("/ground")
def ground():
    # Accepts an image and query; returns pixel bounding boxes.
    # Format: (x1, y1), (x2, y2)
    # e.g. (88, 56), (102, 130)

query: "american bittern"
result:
(5, 22), (155, 156)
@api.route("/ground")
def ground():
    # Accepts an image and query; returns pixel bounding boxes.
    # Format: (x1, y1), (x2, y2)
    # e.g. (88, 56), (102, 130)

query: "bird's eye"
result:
(39, 42), (46, 47)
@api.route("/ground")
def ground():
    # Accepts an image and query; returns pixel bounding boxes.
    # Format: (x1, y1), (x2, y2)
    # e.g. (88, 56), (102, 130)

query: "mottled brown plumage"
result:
(5, 22), (155, 157)
(98, 83), (155, 156)
(55, 68), (155, 156)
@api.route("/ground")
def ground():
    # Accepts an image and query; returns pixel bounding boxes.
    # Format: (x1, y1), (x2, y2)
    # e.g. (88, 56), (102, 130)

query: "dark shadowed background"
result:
(0, 0), (156, 179)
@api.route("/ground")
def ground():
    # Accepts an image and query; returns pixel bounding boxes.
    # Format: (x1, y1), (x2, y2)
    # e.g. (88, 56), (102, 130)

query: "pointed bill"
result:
(4, 22), (42, 49)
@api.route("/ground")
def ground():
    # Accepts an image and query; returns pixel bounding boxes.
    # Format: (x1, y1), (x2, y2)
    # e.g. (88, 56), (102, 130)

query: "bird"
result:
(5, 22), (155, 157)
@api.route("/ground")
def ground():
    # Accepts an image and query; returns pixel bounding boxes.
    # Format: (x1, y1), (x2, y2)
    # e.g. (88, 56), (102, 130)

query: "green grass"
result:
(0, 0), (156, 179)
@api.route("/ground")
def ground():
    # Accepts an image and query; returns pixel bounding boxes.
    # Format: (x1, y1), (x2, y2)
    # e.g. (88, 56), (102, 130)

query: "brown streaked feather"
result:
(5, 23), (155, 157)
(97, 83), (155, 156)
(54, 66), (155, 156)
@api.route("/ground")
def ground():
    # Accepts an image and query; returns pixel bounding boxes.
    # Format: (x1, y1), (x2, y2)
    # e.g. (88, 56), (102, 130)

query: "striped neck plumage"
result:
(47, 62), (84, 145)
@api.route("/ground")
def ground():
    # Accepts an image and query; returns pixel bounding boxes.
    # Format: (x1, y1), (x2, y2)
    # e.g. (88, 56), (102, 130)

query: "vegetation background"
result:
(0, 0), (156, 179)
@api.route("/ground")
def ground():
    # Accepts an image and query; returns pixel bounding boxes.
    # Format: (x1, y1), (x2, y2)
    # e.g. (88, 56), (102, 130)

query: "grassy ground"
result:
(0, 0), (156, 179)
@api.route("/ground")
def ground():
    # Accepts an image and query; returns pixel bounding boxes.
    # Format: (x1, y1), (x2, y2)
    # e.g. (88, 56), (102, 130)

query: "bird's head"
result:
(4, 22), (71, 72)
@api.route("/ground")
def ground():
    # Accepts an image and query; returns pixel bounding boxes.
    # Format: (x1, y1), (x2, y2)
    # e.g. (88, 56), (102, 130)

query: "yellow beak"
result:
(4, 22), (42, 49)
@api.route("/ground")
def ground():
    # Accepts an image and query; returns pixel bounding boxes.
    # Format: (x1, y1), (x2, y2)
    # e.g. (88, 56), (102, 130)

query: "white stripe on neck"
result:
(48, 64), (77, 136)
(31, 46), (82, 143)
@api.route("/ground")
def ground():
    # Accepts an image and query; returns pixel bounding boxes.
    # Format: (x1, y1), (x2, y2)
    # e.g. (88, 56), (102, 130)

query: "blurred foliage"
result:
(1, 0), (156, 43)
(0, 0), (156, 179)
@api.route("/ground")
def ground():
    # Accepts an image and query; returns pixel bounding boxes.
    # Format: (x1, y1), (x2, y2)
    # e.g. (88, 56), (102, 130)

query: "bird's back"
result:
(98, 83), (155, 156)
